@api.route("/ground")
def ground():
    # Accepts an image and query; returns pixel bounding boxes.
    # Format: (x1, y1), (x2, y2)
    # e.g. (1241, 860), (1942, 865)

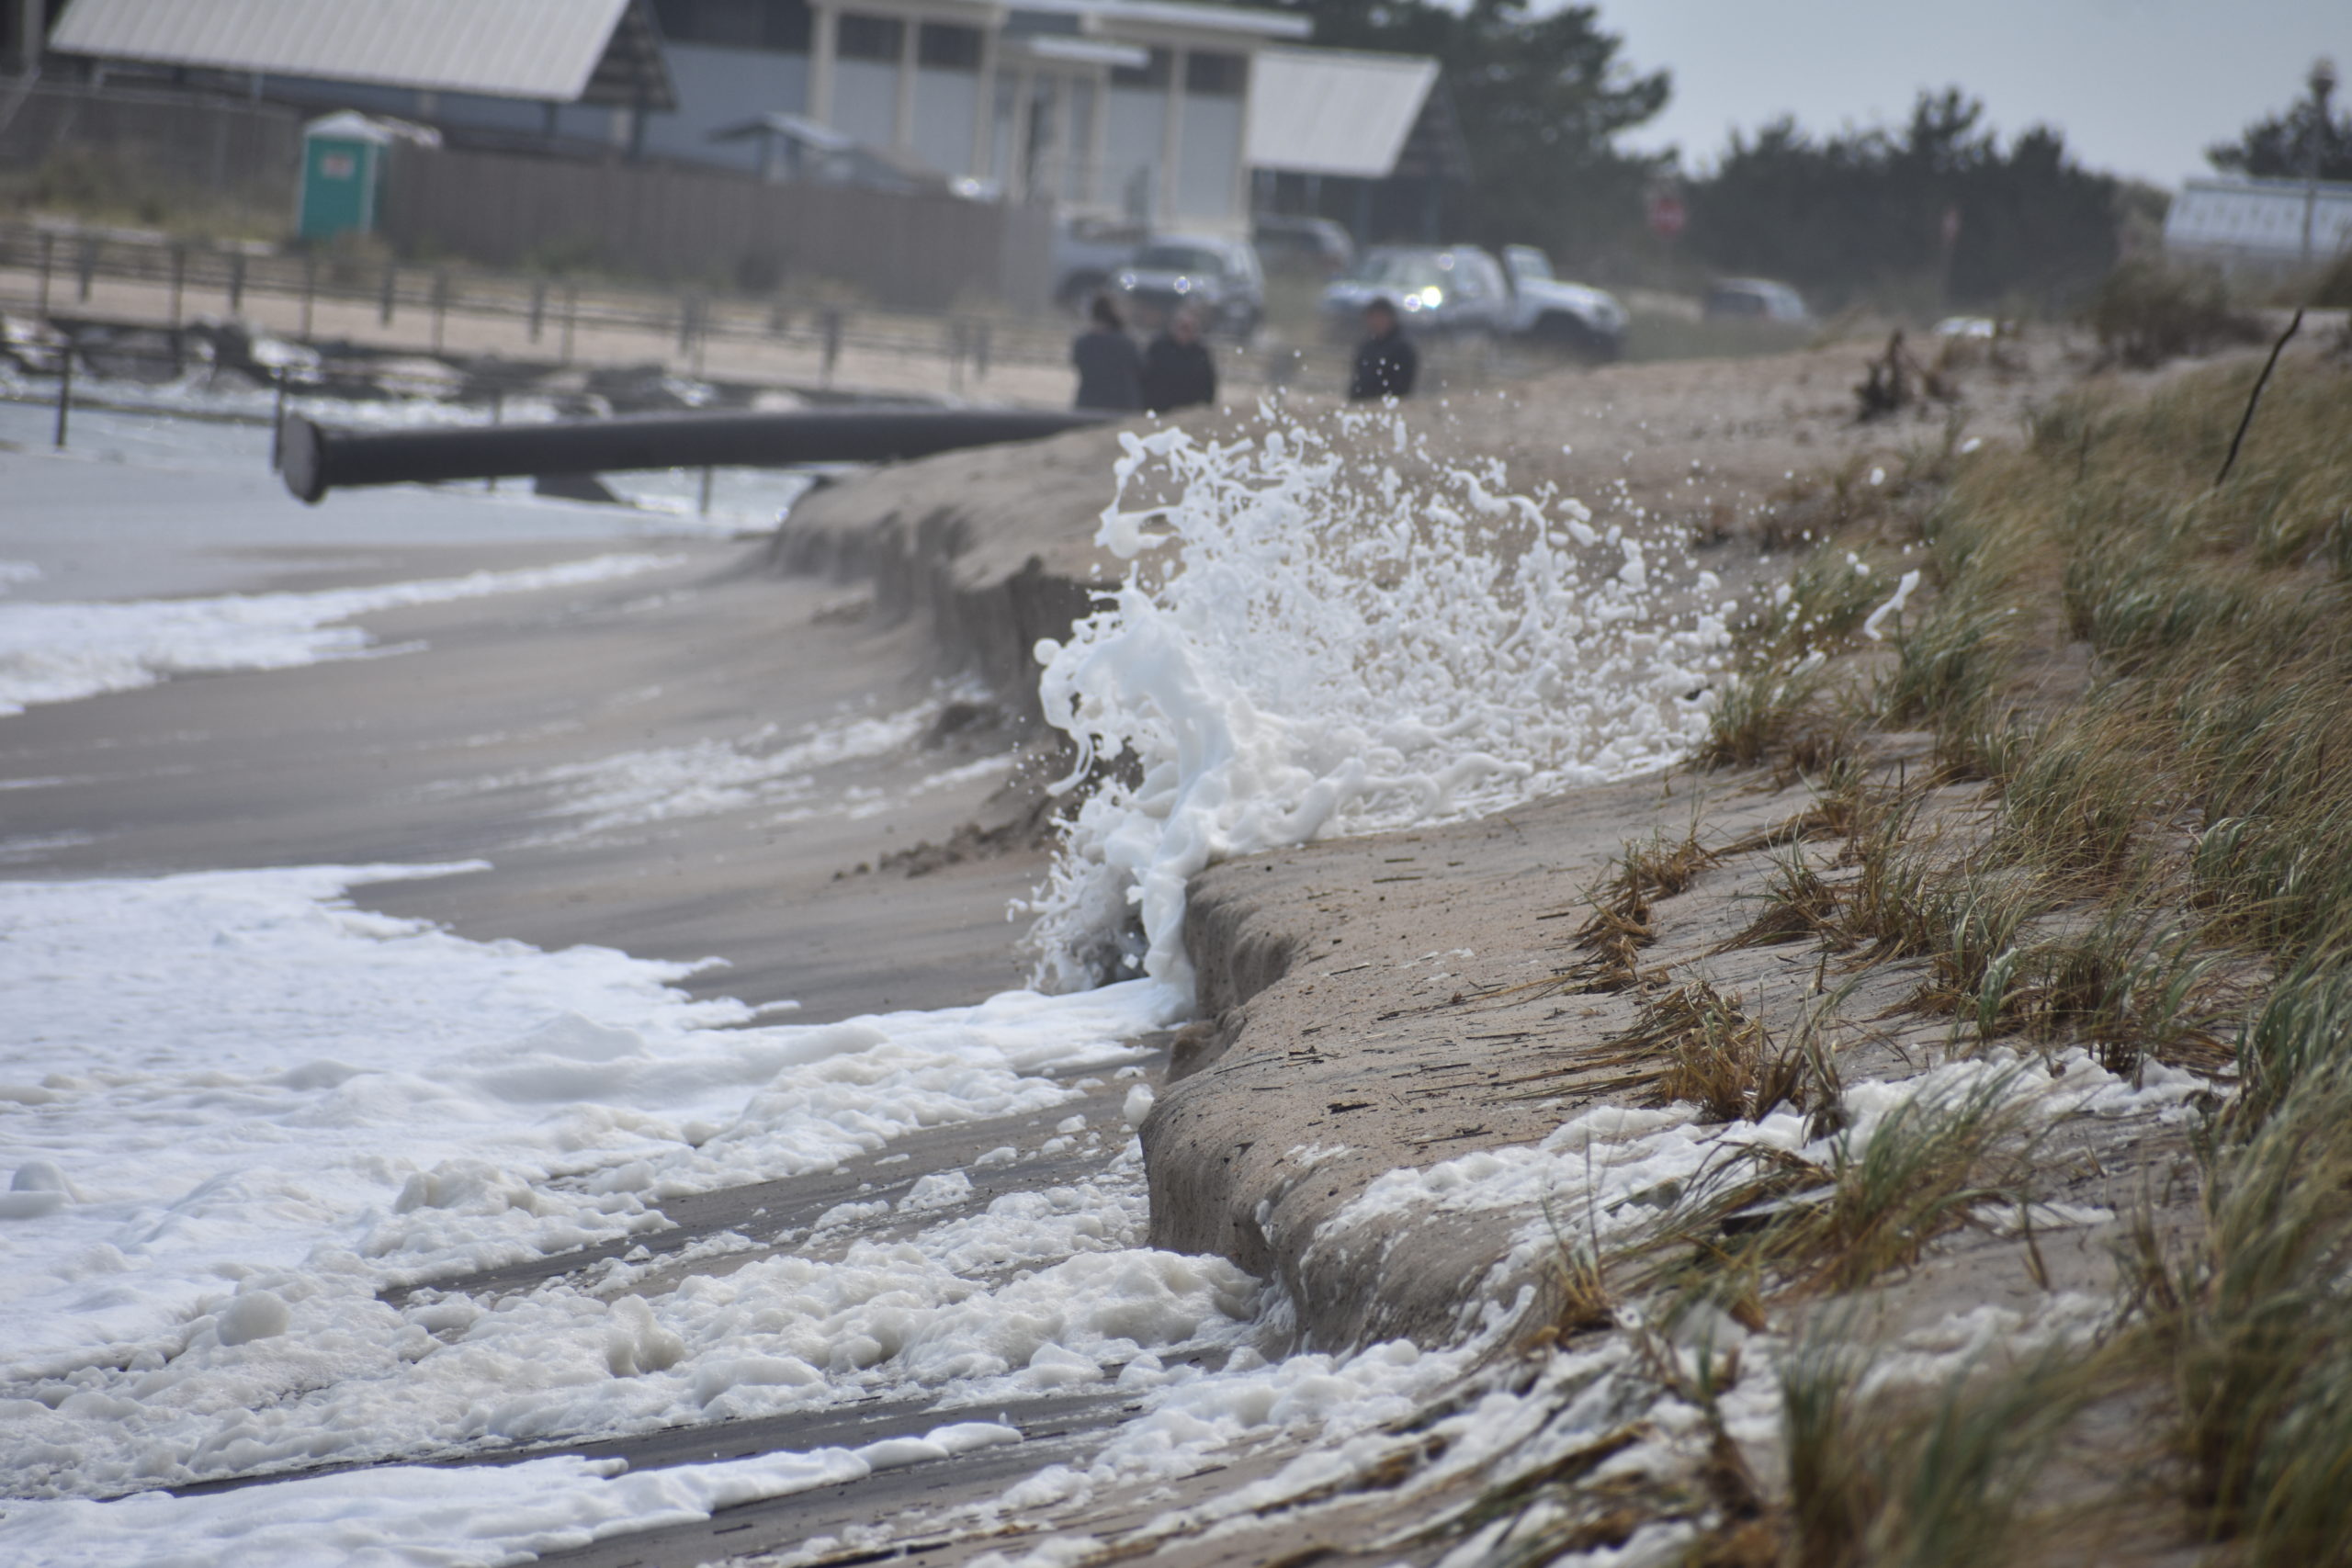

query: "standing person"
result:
(1348, 297), (1419, 401)
(1141, 307), (1217, 414)
(1071, 294), (1144, 412)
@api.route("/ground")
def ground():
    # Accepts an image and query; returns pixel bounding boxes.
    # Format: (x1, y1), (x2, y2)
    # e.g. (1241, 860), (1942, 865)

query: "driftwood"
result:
(1854, 329), (1957, 422)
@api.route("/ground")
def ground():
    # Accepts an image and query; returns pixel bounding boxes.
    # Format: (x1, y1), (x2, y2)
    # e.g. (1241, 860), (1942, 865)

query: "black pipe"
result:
(280, 405), (1108, 504)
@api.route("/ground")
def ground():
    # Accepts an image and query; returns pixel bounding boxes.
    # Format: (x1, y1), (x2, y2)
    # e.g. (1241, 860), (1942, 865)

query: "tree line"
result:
(1272, 0), (2327, 311)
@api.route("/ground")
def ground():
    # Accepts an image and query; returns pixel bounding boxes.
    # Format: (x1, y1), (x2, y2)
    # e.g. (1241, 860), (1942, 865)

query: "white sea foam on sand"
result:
(521, 694), (961, 839)
(0, 552), (679, 715)
(0, 864), (1201, 1503)
(0, 1424), (1019, 1568)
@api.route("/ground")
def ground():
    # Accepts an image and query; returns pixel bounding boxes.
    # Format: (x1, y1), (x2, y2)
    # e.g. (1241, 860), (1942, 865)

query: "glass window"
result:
(1133, 244), (1227, 275)
(1183, 51), (1244, 96)
(763, 1), (812, 51)
(1507, 246), (1554, 281)
(1344, 252), (1447, 292)
(837, 12), (905, 62)
(1112, 47), (1171, 89)
(650, 0), (807, 48)
(919, 22), (981, 70)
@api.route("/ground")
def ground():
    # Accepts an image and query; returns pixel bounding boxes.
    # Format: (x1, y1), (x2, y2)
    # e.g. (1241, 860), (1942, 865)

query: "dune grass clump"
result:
(2127, 1050), (2352, 1562)
(1770, 1328), (2116, 1568)
(1639, 981), (1813, 1125)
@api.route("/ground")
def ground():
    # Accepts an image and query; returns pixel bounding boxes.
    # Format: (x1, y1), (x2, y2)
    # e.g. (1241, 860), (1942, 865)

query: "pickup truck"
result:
(1322, 243), (1628, 359)
(1499, 244), (1630, 360)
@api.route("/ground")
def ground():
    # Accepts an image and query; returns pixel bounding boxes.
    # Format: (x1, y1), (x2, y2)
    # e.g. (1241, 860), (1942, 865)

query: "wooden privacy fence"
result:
(379, 145), (1054, 314)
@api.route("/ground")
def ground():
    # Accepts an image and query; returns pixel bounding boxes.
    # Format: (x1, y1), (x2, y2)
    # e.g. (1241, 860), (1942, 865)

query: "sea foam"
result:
(1027, 407), (1731, 995)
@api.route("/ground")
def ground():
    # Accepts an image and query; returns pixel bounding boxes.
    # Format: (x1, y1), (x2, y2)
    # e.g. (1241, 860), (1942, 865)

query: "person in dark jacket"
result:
(1141, 308), (1217, 414)
(1348, 298), (1419, 401)
(1071, 294), (1144, 412)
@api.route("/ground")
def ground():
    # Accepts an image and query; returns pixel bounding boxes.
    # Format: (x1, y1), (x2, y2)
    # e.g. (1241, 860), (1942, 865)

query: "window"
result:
(1183, 51), (1244, 96)
(918, 22), (981, 70)
(837, 12), (905, 62)
(1133, 243), (1227, 276)
(651, 0), (808, 50)
(1111, 47), (1170, 89)
(763, 1), (811, 51)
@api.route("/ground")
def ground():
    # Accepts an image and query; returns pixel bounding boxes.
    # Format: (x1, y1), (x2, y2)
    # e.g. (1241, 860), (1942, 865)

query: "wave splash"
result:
(1026, 407), (1735, 997)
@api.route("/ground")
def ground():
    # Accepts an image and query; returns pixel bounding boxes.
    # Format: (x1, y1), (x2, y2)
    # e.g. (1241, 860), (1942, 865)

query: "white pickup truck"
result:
(1498, 245), (1630, 360)
(1322, 243), (1628, 359)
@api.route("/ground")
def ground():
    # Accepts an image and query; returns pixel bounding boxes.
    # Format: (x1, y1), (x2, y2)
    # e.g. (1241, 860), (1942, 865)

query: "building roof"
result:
(2166, 175), (2352, 261)
(1246, 46), (1438, 179)
(48, 0), (674, 107)
(1010, 0), (1311, 43)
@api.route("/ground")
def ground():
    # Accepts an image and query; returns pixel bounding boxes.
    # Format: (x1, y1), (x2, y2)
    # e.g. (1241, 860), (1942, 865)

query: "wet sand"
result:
(0, 524), (1052, 1021)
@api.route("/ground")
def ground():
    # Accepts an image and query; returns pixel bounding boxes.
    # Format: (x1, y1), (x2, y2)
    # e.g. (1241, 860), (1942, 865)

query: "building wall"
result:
(1176, 90), (1238, 220)
(639, 40), (809, 171)
(911, 64), (976, 176)
(2165, 178), (2352, 276)
(260, 76), (614, 148)
(831, 58), (897, 149)
(1104, 84), (1162, 220)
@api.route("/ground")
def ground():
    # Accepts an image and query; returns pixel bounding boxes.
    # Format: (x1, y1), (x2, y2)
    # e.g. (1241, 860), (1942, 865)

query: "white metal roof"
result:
(1246, 46), (1437, 179)
(1011, 1), (1311, 42)
(2166, 176), (2352, 261)
(50, 0), (645, 103)
(1016, 34), (1151, 69)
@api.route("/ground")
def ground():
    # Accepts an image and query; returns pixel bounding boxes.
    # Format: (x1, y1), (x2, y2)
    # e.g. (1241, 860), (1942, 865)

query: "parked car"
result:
(1112, 235), (1266, 338)
(1703, 277), (1810, 323)
(1320, 245), (1511, 341)
(1051, 215), (1148, 311)
(1499, 245), (1629, 360)
(1251, 214), (1354, 276)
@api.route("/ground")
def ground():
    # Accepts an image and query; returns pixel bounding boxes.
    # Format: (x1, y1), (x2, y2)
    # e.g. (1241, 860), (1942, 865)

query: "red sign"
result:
(1647, 191), (1687, 241)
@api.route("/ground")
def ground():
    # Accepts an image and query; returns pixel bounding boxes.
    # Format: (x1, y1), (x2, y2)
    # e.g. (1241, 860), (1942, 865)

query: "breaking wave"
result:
(1027, 405), (1736, 996)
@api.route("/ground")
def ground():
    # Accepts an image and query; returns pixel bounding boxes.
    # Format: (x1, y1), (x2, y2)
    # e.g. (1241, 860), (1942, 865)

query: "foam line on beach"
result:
(0, 552), (684, 716)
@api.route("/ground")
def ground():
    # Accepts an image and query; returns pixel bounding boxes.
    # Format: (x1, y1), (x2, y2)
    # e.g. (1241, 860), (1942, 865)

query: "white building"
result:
(642, 0), (1310, 231)
(39, 0), (1351, 234)
(2165, 175), (2352, 278)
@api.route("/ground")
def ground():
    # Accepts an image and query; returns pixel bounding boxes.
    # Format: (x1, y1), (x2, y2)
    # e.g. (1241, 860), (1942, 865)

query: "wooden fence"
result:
(379, 144), (1053, 314)
(0, 81), (299, 209)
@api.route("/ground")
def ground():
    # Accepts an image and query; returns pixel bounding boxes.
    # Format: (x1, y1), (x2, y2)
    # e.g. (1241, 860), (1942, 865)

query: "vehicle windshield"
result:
(1342, 252), (1447, 292)
(1133, 245), (1227, 275)
(1509, 248), (1554, 281)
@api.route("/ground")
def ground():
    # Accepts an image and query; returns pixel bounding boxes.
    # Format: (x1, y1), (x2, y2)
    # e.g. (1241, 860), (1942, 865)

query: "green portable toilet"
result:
(298, 112), (397, 242)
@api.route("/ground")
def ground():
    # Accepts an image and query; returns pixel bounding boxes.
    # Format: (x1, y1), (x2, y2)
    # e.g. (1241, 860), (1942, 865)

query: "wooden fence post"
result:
(52, 350), (72, 449)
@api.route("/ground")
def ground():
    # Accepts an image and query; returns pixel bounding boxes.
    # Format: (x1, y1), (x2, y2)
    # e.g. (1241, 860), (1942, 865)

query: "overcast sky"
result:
(1590, 0), (2347, 188)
